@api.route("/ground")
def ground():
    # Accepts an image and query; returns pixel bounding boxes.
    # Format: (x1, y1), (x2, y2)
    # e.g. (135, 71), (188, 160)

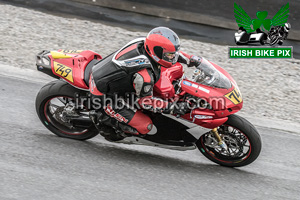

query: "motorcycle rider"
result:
(89, 27), (202, 137)
(268, 23), (291, 45)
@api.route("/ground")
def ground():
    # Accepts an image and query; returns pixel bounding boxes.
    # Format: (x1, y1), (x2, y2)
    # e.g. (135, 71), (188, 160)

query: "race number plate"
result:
(225, 88), (242, 105)
(53, 61), (74, 83)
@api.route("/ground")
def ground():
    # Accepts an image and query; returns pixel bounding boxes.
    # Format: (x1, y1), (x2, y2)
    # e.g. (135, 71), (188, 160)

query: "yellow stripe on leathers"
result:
(50, 51), (73, 59)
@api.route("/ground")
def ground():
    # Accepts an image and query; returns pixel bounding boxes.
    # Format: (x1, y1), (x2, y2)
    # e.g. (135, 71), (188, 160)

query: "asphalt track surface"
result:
(0, 69), (300, 199)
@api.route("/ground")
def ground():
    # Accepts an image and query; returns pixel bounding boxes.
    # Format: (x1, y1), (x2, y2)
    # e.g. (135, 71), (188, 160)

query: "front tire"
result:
(196, 114), (262, 167)
(36, 80), (99, 140)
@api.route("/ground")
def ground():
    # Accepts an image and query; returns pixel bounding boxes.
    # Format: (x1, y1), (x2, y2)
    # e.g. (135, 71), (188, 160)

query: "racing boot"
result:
(117, 122), (139, 136)
(89, 110), (138, 140)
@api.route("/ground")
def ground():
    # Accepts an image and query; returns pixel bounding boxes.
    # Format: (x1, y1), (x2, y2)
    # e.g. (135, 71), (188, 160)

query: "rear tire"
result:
(260, 38), (265, 45)
(196, 114), (262, 167)
(36, 80), (99, 140)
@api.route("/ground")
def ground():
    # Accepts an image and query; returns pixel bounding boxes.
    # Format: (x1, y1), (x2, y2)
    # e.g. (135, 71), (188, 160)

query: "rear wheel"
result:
(259, 37), (265, 45)
(196, 114), (262, 167)
(36, 80), (99, 140)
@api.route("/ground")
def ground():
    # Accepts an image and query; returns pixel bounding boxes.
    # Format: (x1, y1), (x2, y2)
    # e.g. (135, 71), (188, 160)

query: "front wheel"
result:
(196, 114), (262, 167)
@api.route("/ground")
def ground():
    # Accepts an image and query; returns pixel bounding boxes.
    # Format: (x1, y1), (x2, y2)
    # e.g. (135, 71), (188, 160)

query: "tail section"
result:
(36, 49), (102, 89)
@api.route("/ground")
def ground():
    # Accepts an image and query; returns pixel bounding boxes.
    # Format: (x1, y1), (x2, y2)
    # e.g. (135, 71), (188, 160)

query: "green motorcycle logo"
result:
(234, 3), (289, 33)
(234, 3), (291, 46)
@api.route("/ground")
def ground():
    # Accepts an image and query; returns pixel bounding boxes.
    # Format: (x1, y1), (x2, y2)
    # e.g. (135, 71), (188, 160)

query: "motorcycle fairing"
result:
(48, 50), (102, 89)
(115, 113), (213, 149)
(50, 51), (73, 59)
(181, 112), (228, 129)
(128, 113), (210, 145)
(179, 81), (241, 128)
(152, 60), (242, 129)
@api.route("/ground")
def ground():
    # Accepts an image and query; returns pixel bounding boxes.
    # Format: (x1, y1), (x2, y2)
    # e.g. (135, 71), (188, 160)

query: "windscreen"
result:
(192, 57), (231, 89)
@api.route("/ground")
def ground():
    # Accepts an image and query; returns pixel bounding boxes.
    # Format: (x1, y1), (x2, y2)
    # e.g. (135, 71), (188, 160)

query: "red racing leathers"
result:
(89, 38), (200, 135)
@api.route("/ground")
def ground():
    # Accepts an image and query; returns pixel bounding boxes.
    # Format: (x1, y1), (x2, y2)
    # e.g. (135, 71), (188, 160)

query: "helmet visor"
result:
(162, 50), (179, 64)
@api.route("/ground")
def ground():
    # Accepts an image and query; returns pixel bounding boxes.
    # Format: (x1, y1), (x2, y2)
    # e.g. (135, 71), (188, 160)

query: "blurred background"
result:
(2, 0), (300, 47)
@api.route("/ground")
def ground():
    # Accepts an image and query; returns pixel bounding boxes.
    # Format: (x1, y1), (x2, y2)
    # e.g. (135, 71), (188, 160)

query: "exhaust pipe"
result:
(71, 116), (93, 128)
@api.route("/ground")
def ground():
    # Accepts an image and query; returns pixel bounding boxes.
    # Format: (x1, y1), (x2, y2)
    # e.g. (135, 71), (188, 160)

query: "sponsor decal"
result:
(194, 115), (213, 119)
(192, 83), (198, 88)
(60, 50), (83, 54)
(197, 86), (210, 94)
(125, 58), (149, 67)
(152, 55), (160, 62)
(53, 61), (73, 83)
(225, 88), (242, 105)
(183, 81), (210, 93)
(104, 104), (129, 123)
(183, 81), (192, 86)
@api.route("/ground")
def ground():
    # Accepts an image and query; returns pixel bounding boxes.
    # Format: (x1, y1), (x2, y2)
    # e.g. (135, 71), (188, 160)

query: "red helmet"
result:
(144, 27), (180, 68)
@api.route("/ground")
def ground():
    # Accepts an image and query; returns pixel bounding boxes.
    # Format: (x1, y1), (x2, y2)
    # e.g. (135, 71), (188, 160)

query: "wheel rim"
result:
(200, 125), (252, 163)
(44, 96), (88, 135)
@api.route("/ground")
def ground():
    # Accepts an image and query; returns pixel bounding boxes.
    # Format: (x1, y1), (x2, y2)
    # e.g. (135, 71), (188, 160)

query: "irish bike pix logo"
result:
(230, 2), (293, 59)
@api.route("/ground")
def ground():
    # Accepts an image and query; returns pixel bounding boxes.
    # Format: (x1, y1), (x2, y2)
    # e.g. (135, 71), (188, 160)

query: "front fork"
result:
(211, 128), (228, 150)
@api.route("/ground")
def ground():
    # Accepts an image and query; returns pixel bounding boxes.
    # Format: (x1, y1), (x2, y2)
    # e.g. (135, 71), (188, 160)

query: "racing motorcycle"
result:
(268, 23), (291, 46)
(35, 44), (262, 167)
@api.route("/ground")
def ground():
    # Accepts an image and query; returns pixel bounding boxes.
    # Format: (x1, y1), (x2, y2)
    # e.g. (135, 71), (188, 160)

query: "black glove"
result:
(189, 56), (202, 67)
